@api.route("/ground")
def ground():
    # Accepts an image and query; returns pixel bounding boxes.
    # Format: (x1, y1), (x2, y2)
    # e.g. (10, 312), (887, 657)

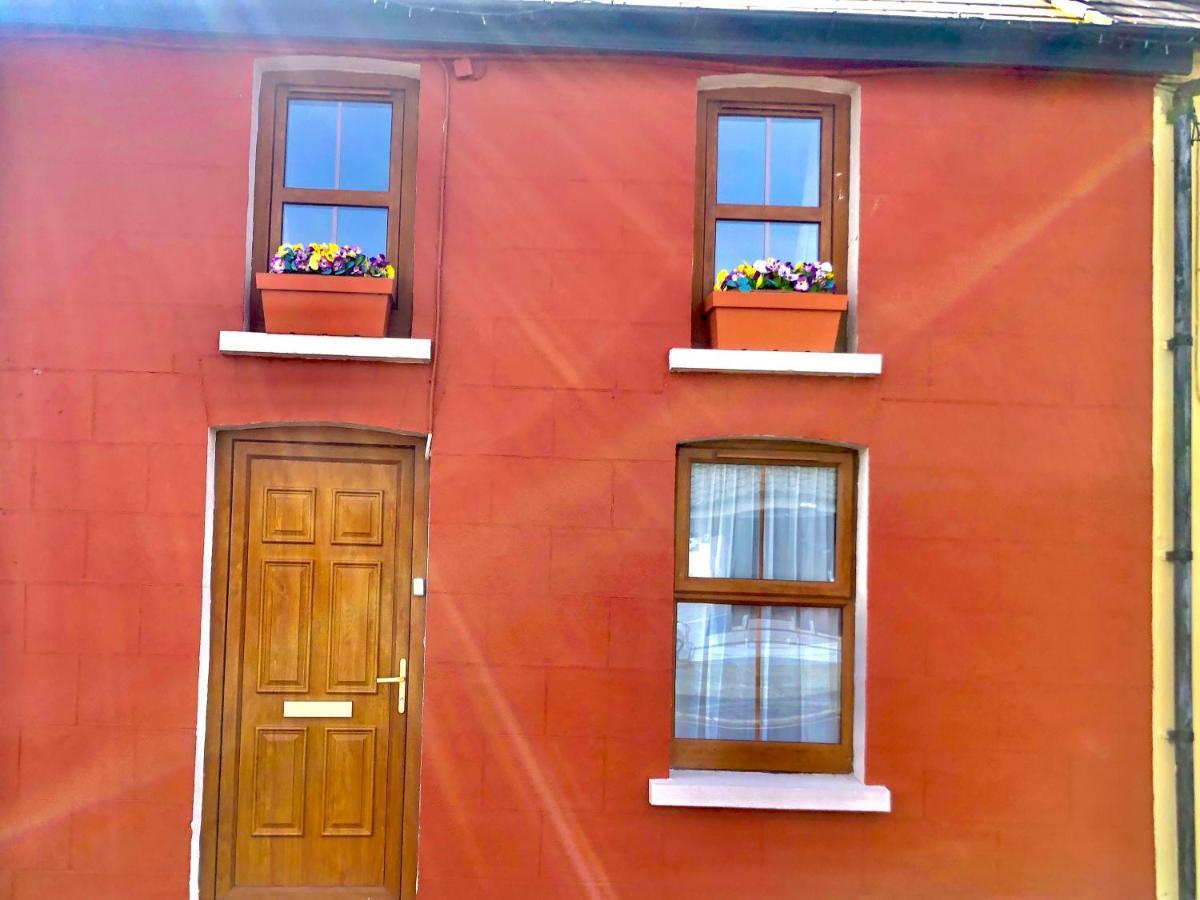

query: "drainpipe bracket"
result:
(1169, 334), (1194, 350)
(1170, 729), (1196, 744)
(1168, 548), (1194, 563)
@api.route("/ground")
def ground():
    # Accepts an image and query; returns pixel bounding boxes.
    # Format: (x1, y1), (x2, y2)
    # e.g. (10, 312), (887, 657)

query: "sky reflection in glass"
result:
(285, 99), (392, 191)
(717, 115), (820, 207)
(714, 220), (819, 273)
(282, 204), (388, 257)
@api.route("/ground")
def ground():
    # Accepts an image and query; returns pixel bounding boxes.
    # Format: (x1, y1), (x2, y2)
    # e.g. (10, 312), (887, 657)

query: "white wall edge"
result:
(254, 55), (421, 80)
(853, 448), (869, 778)
(668, 347), (882, 376)
(188, 430), (217, 900)
(649, 770), (891, 813)
(696, 73), (861, 96)
(219, 330), (432, 363)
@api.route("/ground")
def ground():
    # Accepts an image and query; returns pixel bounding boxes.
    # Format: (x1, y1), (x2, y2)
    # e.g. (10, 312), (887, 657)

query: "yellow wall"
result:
(1153, 65), (1200, 900)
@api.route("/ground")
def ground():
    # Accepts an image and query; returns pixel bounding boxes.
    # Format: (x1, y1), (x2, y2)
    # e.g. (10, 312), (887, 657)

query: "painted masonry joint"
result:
(0, 21), (1170, 900)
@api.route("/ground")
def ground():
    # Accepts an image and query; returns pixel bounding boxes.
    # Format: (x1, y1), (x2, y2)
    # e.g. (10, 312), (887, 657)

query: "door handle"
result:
(376, 659), (407, 714)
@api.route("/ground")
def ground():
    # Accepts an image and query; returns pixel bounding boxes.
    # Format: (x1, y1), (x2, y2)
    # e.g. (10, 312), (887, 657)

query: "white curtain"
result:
(688, 464), (760, 579)
(763, 466), (837, 582)
(675, 603), (841, 744)
(675, 603), (748, 740)
(689, 463), (837, 582)
(679, 462), (843, 744)
(759, 606), (841, 743)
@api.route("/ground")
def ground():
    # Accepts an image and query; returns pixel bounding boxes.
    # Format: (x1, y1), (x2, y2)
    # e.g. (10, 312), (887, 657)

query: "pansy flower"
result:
(714, 258), (837, 292)
(268, 242), (396, 278)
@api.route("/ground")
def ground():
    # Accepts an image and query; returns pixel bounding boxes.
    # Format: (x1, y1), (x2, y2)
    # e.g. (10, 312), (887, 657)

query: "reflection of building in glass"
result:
(675, 604), (840, 744)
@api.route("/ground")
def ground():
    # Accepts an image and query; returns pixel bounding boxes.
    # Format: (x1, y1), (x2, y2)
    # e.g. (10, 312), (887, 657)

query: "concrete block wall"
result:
(0, 39), (1154, 898)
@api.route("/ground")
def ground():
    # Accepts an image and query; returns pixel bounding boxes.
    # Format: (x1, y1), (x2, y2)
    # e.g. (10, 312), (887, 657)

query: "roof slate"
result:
(1090, 0), (1200, 29)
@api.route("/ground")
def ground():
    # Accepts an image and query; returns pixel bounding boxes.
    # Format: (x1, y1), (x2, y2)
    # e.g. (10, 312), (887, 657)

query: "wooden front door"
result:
(203, 430), (423, 899)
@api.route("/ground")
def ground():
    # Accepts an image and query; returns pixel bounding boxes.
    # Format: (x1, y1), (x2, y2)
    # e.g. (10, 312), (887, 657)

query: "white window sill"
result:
(668, 348), (882, 376)
(218, 330), (432, 364)
(648, 769), (891, 812)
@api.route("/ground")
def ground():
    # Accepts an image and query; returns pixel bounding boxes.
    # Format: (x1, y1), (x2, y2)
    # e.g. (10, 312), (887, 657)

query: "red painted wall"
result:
(0, 36), (1155, 899)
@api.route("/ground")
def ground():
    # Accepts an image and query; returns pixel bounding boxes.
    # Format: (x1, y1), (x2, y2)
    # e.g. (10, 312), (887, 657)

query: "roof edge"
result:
(1, 0), (1194, 75)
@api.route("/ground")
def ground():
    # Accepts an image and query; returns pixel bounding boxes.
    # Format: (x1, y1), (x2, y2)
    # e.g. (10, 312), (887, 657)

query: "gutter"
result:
(0, 0), (1194, 75)
(1169, 77), (1199, 900)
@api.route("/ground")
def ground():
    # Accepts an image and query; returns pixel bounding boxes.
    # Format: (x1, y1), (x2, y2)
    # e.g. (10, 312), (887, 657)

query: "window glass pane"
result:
(285, 99), (392, 191)
(763, 465), (837, 582)
(335, 207), (388, 256)
(716, 115), (821, 207)
(675, 603), (841, 743)
(713, 220), (764, 276)
(767, 222), (820, 264)
(714, 220), (819, 274)
(281, 204), (388, 258)
(716, 116), (766, 205)
(769, 118), (821, 206)
(688, 463), (760, 579)
(675, 603), (757, 740)
(339, 101), (392, 191)
(760, 606), (841, 743)
(285, 99), (338, 189)
(689, 462), (837, 583)
(281, 203), (334, 245)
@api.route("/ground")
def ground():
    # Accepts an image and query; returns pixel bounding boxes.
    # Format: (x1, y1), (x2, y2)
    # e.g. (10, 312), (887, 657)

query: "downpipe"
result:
(1170, 89), (1197, 900)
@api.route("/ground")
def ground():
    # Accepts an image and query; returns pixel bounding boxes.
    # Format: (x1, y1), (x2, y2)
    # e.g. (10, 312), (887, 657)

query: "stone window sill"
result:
(668, 348), (882, 376)
(648, 769), (892, 812)
(218, 331), (432, 363)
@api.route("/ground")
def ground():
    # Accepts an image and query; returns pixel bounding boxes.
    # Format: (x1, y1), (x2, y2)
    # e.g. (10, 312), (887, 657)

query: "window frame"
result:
(250, 70), (419, 337)
(692, 88), (852, 347)
(672, 441), (857, 774)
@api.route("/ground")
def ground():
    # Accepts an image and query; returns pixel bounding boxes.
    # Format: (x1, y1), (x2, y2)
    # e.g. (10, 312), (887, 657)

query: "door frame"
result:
(198, 425), (428, 900)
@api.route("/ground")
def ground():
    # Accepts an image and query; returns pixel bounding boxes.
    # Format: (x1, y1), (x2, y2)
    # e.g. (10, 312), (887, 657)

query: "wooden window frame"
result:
(672, 441), (856, 774)
(249, 70), (419, 337)
(691, 88), (851, 347)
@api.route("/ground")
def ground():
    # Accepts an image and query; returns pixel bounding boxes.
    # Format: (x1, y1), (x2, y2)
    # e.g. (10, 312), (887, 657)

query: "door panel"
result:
(321, 727), (376, 836)
(327, 562), (381, 692)
(211, 438), (415, 899)
(251, 727), (307, 836)
(257, 560), (314, 692)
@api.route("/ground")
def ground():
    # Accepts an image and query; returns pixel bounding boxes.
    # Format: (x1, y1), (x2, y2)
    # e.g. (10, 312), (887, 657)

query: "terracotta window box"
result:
(256, 273), (395, 338)
(704, 291), (849, 352)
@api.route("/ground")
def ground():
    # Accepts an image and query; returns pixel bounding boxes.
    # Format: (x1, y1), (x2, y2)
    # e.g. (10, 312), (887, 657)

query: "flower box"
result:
(708, 259), (845, 352)
(257, 243), (397, 338)
(257, 273), (395, 337)
(704, 291), (848, 352)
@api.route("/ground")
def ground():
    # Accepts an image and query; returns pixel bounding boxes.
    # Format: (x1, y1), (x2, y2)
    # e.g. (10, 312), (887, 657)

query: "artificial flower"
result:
(714, 257), (836, 293)
(268, 242), (396, 279)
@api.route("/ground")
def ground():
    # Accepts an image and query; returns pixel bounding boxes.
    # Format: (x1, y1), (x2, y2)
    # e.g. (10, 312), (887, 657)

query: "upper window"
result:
(693, 88), (851, 346)
(673, 442), (856, 774)
(250, 71), (419, 336)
